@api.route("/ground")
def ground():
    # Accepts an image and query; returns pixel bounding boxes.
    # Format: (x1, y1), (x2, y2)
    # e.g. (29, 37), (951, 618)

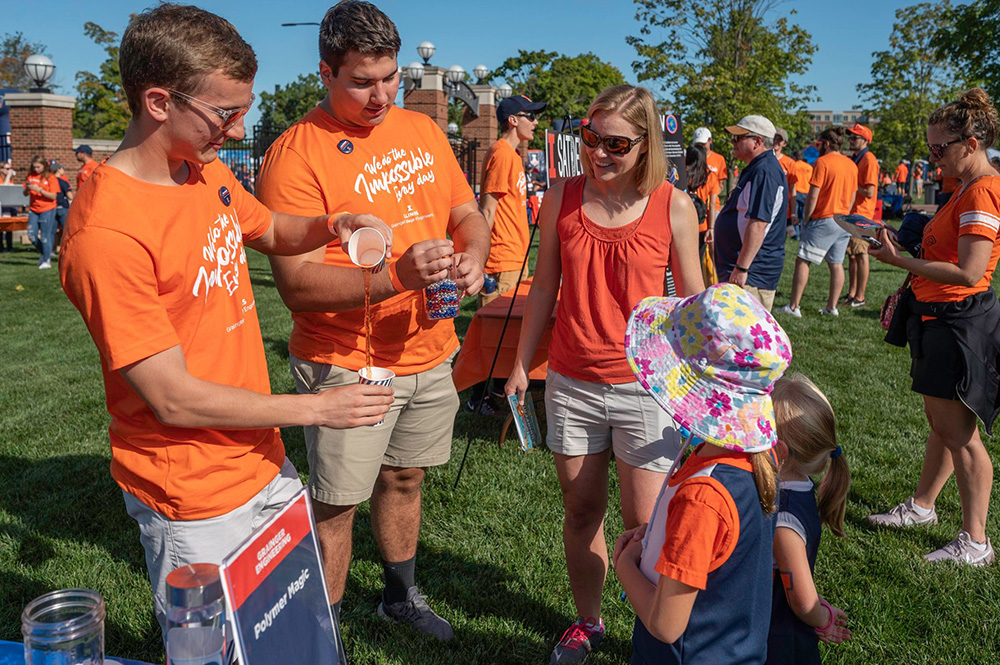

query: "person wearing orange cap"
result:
(841, 123), (880, 307)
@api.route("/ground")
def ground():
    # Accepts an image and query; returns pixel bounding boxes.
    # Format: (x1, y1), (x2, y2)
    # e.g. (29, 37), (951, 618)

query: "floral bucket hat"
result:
(625, 284), (792, 453)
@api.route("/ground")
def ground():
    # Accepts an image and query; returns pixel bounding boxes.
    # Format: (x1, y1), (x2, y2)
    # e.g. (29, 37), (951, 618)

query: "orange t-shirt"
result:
(77, 159), (98, 192)
(913, 177), (1000, 302)
(793, 160), (813, 195)
(481, 139), (529, 273)
(851, 150), (880, 219)
(256, 105), (475, 375)
(777, 153), (796, 218)
(24, 173), (58, 213)
(809, 152), (858, 219)
(59, 160), (284, 520)
(894, 163), (909, 183)
(695, 168), (719, 233)
(707, 150), (727, 207)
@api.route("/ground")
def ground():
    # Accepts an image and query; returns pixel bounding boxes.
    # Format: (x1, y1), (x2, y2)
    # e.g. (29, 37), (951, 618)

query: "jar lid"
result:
(166, 563), (223, 608)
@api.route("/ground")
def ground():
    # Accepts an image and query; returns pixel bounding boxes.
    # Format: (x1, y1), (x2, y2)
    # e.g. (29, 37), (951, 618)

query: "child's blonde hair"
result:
(772, 374), (851, 537)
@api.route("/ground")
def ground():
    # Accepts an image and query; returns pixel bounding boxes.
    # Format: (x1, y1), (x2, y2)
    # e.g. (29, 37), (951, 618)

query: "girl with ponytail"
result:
(767, 374), (851, 664)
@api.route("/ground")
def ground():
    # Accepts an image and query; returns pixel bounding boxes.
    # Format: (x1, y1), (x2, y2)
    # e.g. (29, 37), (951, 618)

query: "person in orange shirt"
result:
(868, 88), (1000, 566)
(694, 126), (728, 209)
(841, 123), (880, 307)
(23, 154), (59, 268)
(773, 128), (798, 236)
(780, 126), (858, 317)
(893, 158), (909, 195)
(74, 145), (98, 192)
(480, 94), (546, 305)
(58, 4), (392, 640)
(256, 1), (489, 642)
(790, 150), (813, 238)
(686, 143), (717, 247)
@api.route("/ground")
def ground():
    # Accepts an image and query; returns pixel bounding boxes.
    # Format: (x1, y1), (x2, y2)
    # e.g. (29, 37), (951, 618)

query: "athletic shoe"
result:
(780, 304), (802, 318)
(850, 299), (866, 308)
(377, 586), (454, 641)
(838, 295), (856, 305)
(38, 261), (51, 270)
(924, 530), (995, 566)
(868, 497), (938, 528)
(550, 618), (604, 664)
(818, 307), (839, 316)
(464, 398), (500, 416)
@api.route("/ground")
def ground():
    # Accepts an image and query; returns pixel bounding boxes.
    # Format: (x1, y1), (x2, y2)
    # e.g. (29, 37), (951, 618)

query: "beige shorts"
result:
(846, 237), (870, 256)
(480, 265), (530, 306)
(290, 354), (459, 505)
(544, 370), (683, 472)
(743, 285), (776, 311)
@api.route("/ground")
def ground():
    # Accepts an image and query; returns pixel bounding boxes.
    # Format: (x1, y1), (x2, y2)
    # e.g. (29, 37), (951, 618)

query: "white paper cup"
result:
(347, 228), (387, 272)
(358, 366), (395, 426)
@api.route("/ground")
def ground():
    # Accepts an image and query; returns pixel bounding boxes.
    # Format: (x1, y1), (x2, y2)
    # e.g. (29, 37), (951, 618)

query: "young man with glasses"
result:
(58, 3), (393, 639)
(256, 0), (489, 643)
(712, 115), (788, 311)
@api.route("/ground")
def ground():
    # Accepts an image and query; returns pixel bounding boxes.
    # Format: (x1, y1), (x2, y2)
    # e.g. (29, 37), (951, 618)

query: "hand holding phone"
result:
(861, 235), (883, 249)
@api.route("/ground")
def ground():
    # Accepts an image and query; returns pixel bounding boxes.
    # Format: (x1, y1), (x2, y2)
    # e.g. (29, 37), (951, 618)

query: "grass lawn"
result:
(1, 235), (998, 665)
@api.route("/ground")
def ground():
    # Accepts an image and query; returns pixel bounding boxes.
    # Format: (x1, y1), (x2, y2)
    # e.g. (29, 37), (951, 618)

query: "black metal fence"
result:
(450, 137), (478, 186)
(0, 133), (10, 164)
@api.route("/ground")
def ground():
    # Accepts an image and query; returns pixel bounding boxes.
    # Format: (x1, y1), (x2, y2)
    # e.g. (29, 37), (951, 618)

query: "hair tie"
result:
(830, 445), (843, 459)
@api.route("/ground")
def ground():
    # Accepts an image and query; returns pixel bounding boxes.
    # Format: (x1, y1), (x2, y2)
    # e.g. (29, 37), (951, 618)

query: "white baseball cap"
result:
(692, 127), (712, 144)
(725, 115), (777, 140)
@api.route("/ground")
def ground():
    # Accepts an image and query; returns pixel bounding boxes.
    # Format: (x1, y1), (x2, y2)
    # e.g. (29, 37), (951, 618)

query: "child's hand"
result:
(612, 523), (647, 569)
(815, 602), (851, 643)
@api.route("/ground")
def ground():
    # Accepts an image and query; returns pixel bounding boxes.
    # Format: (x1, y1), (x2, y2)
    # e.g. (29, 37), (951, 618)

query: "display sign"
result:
(661, 113), (686, 191)
(546, 130), (583, 186)
(220, 489), (342, 665)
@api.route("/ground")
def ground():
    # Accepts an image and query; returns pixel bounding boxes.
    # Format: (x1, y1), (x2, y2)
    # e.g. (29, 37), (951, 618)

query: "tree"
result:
(256, 74), (325, 129)
(856, 2), (966, 165)
(1, 32), (50, 90)
(628, 0), (817, 164)
(489, 50), (625, 148)
(934, 0), (1000, 102)
(73, 23), (130, 139)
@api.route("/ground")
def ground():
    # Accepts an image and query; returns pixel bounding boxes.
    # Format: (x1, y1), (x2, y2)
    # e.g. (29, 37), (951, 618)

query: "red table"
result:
(452, 278), (557, 392)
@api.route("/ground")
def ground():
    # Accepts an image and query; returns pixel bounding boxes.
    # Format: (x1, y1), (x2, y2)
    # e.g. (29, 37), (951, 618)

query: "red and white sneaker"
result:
(549, 617), (604, 664)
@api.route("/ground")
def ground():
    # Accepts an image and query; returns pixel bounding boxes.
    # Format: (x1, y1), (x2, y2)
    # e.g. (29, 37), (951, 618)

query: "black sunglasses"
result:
(514, 112), (537, 121)
(927, 136), (966, 160)
(580, 125), (646, 156)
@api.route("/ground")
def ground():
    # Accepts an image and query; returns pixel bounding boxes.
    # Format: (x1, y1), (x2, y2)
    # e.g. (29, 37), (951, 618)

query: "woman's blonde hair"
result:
(580, 84), (666, 196)
(751, 450), (778, 515)
(773, 374), (851, 537)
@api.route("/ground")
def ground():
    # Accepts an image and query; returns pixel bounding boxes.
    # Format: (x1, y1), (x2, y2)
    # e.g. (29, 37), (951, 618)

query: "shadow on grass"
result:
(265, 336), (290, 362)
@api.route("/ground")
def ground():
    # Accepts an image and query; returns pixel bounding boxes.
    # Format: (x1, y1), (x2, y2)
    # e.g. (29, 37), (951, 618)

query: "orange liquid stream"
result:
(363, 268), (373, 374)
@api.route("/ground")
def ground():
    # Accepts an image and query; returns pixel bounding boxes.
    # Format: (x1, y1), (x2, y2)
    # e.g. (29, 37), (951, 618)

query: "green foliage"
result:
(934, 0), (1000, 102)
(73, 23), (130, 140)
(0, 32), (50, 90)
(490, 50), (626, 149)
(628, 0), (817, 164)
(856, 2), (966, 165)
(257, 74), (325, 129)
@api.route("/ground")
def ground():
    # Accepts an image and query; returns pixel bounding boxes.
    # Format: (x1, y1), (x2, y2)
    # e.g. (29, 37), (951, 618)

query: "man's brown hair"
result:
(319, 1), (400, 76)
(119, 3), (258, 115)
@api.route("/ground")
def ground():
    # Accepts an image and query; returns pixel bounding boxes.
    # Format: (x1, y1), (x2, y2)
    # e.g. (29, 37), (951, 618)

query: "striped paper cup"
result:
(358, 367), (395, 426)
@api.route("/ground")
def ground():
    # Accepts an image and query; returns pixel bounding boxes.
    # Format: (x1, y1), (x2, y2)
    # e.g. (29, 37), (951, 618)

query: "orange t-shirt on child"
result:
(256, 105), (475, 376)
(25, 173), (58, 213)
(481, 139), (529, 274)
(810, 152), (858, 219)
(59, 160), (284, 520)
(913, 177), (1000, 303)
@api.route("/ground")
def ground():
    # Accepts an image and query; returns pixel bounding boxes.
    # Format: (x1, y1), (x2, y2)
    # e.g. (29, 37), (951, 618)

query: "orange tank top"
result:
(548, 175), (674, 384)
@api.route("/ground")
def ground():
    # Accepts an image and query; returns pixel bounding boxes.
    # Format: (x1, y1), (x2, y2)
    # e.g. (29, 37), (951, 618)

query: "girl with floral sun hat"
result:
(612, 283), (792, 664)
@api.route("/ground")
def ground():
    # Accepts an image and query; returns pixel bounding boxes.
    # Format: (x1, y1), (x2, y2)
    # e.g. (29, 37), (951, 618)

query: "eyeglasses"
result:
(514, 112), (537, 121)
(580, 125), (646, 156)
(167, 89), (255, 131)
(926, 136), (966, 160)
(730, 134), (759, 145)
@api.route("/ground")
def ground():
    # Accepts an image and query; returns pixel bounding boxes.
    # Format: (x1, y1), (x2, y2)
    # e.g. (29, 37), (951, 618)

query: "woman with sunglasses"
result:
(868, 87), (1000, 567)
(23, 155), (59, 269)
(506, 84), (703, 664)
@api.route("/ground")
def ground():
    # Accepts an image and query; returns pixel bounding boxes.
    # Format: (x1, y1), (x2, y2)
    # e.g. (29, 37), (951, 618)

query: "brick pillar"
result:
(461, 84), (497, 190)
(403, 66), (448, 132)
(6, 92), (76, 183)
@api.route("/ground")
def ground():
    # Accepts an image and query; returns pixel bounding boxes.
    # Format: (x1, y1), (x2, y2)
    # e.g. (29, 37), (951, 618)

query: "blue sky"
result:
(4, 0), (916, 129)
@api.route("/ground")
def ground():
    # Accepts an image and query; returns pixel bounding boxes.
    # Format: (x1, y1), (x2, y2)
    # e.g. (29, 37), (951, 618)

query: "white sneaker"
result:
(38, 261), (51, 270)
(780, 304), (802, 318)
(924, 530), (995, 566)
(868, 496), (938, 528)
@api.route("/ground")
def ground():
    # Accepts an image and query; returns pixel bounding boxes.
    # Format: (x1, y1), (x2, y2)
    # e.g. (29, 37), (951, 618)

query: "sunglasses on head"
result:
(580, 125), (646, 156)
(926, 136), (966, 160)
(168, 89), (255, 131)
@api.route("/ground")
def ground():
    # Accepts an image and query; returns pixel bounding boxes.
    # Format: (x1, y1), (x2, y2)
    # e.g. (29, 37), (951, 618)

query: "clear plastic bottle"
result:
(165, 564), (226, 665)
(22, 588), (106, 665)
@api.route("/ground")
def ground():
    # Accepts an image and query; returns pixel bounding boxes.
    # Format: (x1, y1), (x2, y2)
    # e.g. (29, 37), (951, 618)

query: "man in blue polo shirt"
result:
(713, 115), (788, 311)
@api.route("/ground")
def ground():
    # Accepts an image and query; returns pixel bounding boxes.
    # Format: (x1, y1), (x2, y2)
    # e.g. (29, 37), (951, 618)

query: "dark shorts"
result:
(910, 319), (963, 400)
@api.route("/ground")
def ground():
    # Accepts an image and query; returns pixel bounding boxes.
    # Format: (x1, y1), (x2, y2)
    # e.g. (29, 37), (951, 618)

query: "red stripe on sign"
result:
(224, 493), (312, 609)
(547, 133), (556, 179)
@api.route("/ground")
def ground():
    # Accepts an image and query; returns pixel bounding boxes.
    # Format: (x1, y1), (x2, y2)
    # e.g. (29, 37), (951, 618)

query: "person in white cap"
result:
(693, 126), (728, 211)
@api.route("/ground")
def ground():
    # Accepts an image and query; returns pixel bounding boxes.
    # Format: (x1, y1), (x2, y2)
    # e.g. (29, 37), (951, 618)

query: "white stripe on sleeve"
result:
(959, 210), (1000, 232)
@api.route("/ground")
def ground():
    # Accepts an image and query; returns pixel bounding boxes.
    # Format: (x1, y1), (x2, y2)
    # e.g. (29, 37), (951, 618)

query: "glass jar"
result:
(22, 588), (106, 665)
(165, 564), (226, 665)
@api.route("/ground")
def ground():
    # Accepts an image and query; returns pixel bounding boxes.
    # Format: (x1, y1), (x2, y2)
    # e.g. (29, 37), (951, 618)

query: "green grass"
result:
(1, 237), (998, 664)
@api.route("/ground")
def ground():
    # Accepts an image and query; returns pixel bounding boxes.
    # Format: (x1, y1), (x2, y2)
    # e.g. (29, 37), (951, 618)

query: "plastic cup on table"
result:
(347, 227), (387, 272)
(358, 366), (395, 426)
